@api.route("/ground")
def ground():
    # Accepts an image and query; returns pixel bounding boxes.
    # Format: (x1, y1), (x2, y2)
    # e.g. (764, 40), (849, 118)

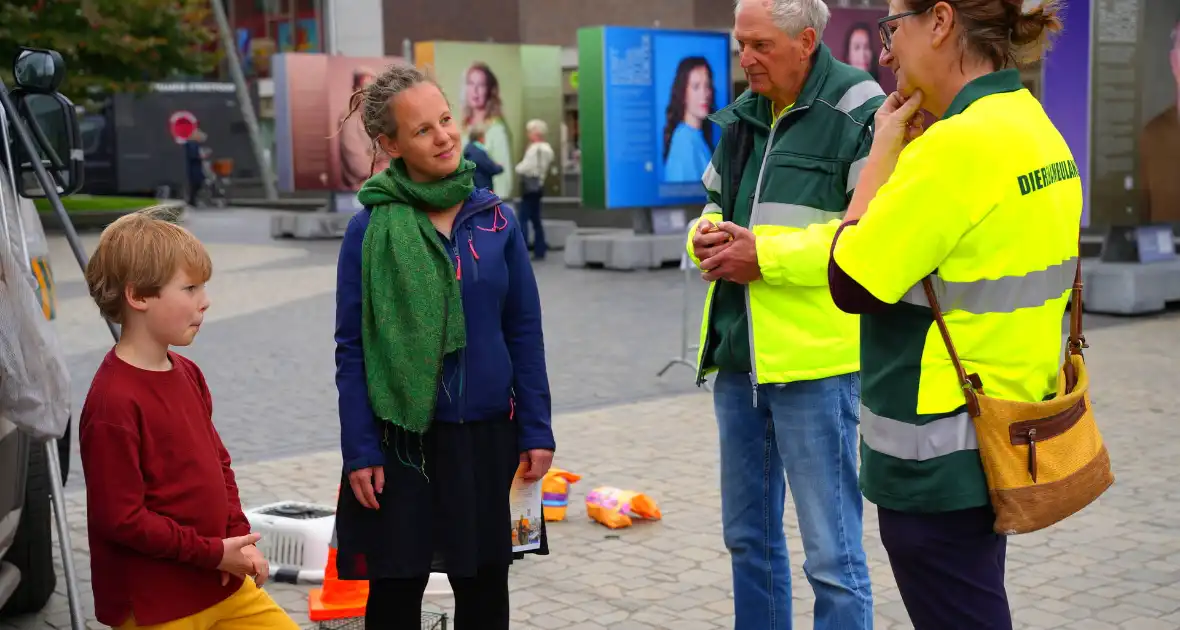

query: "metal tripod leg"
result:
(45, 440), (84, 630)
(656, 356), (697, 377)
(657, 263), (712, 392)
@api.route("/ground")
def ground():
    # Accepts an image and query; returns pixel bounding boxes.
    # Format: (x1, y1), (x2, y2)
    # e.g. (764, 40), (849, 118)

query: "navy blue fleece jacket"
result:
(335, 188), (554, 473)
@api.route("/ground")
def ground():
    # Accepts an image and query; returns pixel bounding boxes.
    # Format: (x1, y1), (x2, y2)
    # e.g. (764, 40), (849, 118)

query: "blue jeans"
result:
(518, 191), (546, 259)
(714, 370), (872, 630)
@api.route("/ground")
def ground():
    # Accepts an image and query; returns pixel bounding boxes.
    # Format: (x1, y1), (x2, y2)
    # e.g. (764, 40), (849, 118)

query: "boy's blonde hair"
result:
(85, 206), (212, 324)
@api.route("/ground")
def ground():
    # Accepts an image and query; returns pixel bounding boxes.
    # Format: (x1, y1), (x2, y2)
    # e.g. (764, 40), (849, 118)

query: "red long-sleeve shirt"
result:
(80, 349), (252, 626)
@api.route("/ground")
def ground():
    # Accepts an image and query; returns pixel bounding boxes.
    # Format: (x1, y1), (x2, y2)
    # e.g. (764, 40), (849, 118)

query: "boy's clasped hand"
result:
(218, 532), (270, 586)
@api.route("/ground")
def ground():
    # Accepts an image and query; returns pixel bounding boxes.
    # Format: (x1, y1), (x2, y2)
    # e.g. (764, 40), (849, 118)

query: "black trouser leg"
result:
(518, 193), (535, 250)
(448, 564), (510, 630)
(365, 575), (430, 630)
(878, 505), (1012, 630)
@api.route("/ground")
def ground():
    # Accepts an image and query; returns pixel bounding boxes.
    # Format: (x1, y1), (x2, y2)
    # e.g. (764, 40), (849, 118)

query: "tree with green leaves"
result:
(0, 0), (222, 100)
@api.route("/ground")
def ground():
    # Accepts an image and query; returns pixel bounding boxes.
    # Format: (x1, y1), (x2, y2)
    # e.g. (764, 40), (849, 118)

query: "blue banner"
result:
(596, 27), (731, 209)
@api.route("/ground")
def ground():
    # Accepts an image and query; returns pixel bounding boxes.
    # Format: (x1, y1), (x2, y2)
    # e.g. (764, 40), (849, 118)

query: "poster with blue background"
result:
(579, 26), (731, 209)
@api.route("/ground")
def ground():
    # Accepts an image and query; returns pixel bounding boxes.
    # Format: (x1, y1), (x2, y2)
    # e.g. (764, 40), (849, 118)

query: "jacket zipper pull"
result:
(1026, 428), (1037, 483)
(750, 373), (758, 408)
(455, 251), (462, 280)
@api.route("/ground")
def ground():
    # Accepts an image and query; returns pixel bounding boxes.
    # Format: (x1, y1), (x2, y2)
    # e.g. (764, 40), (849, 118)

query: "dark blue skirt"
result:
(334, 417), (549, 580)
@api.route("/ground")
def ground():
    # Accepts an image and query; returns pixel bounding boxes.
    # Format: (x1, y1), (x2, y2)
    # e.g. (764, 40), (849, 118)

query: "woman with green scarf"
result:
(332, 64), (554, 630)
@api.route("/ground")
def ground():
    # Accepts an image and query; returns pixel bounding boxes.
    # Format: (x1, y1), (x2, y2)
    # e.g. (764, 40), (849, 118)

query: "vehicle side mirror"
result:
(13, 48), (66, 94)
(11, 91), (84, 198)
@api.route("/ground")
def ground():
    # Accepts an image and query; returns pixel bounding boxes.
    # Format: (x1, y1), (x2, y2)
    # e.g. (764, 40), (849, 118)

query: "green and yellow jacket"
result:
(688, 43), (884, 388)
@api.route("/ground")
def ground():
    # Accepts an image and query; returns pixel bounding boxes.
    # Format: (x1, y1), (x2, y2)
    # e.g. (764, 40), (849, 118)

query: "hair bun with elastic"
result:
(1010, 0), (1063, 63)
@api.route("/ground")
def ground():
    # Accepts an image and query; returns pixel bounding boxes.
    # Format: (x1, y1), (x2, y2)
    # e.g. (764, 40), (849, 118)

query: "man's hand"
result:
(692, 218), (733, 264)
(699, 222), (761, 284)
(348, 465), (385, 510)
(217, 533), (261, 584)
(520, 449), (554, 481)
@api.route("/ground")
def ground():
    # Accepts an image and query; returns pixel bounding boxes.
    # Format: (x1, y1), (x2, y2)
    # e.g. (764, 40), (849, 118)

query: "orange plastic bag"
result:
(585, 487), (662, 529)
(541, 468), (582, 522)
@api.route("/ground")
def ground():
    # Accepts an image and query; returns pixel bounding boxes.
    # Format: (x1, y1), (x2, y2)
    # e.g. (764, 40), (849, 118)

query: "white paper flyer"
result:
(510, 463), (543, 553)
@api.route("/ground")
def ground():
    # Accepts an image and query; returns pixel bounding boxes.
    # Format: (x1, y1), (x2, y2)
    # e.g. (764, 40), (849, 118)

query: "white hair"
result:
(734, 0), (831, 40)
(525, 119), (548, 136)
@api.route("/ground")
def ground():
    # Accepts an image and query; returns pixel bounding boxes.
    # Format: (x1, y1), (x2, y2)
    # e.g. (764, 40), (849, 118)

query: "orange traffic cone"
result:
(308, 497), (368, 621)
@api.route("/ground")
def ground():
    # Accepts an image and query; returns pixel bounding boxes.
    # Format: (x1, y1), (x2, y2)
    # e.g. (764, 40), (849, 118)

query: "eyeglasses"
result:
(877, 9), (927, 52)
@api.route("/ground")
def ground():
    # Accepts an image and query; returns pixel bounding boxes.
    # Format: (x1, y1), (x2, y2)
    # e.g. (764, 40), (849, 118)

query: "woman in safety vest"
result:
(826, 0), (1073, 628)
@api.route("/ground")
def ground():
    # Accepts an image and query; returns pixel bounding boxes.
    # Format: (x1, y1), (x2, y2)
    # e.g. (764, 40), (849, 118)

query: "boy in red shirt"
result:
(79, 209), (298, 629)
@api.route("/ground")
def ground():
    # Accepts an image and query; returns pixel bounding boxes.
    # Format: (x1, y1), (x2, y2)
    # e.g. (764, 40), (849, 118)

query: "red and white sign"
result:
(169, 111), (199, 144)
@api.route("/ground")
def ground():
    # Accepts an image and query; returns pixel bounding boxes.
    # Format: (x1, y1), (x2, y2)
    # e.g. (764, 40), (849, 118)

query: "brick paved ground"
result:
(4, 210), (1180, 629)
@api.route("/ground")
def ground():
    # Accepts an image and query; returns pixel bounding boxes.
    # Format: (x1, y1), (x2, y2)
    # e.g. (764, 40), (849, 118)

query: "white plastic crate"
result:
(244, 501), (453, 597)
(245, 501), (336, 584)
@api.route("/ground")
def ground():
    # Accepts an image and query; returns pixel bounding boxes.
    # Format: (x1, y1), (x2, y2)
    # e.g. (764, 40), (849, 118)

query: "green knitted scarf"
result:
(356, 158), (475, 435)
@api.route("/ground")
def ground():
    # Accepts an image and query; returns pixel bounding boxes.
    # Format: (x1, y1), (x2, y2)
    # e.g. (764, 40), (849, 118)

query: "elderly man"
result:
(516, 119), (556, 260)
(687, 0), (882, 627)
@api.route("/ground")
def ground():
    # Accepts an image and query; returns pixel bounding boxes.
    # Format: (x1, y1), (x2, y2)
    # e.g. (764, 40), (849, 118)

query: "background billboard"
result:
(272, 53), (405, 193)
(1040, 0), (1092, 227)
(824, 7), (897, 96)
(1136, 0), (1180, 226)
(415, 41), (564, 199)
(328, 57), (404, 192)
(578, 26), (732, 210)
(1044, 0), (1180, 229)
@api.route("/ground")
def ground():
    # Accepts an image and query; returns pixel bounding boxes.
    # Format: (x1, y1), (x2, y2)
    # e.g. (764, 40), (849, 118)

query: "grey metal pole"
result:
(324, 0), (339, 55)
(210, 0), (278, 201)
(318, 0), (331, 55)
(45, 442), (84, 630)
(288, 0), (297, 47)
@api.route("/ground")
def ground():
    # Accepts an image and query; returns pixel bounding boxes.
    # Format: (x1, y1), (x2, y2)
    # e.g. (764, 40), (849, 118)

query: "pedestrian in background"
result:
(687, 0), (882, 628)
(464, 126), (504, 192)
(829, 0), (1070, 628)
(332, 64), (554, 630)
(515, 119), (555, 260)
(183, 129), (207, 207)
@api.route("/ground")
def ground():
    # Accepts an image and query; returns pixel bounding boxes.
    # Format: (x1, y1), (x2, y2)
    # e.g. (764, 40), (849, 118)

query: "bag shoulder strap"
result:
(921, 278), (983, 417)
(1066, 255), (1087, 357)
(922, 246), (1085, 416)
(1062, 251), (1087, 392)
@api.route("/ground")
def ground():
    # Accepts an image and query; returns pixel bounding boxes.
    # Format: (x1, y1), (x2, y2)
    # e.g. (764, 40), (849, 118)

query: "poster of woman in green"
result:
(462, 62), (515, 198)
(415, 41), (563, 198)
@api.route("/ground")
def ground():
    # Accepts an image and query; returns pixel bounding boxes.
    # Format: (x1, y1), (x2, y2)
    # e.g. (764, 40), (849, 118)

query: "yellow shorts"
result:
(116, 579), (300, 630)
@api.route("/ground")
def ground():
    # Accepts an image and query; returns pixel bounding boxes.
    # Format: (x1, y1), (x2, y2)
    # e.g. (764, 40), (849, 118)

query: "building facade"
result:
(380, 0), (737, 51)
